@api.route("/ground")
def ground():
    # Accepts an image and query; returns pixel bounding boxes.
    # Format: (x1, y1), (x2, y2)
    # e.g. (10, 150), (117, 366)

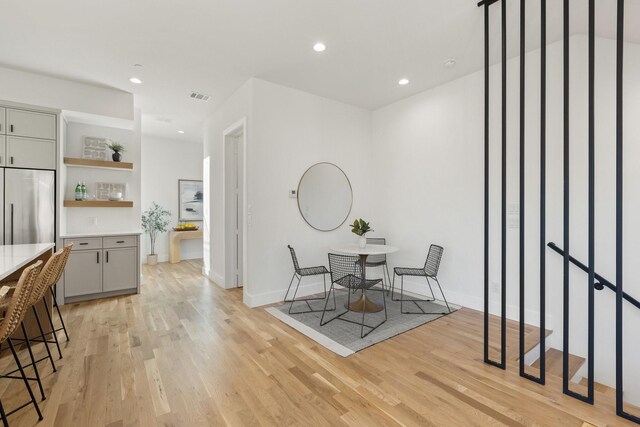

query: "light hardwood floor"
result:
(0, 259), (635, 426)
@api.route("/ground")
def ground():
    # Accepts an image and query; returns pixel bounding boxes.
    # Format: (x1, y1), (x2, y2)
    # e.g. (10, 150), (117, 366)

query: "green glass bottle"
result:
(75, 182), (82, 201)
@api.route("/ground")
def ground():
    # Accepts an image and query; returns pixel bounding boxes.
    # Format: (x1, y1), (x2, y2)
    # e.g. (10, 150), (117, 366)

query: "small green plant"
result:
(142, 202), (171, 255)
(107, 142), (125, 153)
(351, 218), (373, 236)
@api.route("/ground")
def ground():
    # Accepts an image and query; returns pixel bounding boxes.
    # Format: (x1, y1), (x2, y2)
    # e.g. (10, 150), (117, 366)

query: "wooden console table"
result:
(169, 230), (203, 264)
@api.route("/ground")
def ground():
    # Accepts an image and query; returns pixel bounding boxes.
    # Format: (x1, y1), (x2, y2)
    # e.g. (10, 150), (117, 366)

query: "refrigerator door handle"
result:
(10, 203), (13, 245)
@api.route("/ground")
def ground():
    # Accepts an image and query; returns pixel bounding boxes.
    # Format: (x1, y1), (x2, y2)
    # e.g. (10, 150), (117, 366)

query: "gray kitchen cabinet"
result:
(6, 109), (56, 140)
(63, 233), (140, 302)
(103, 247), (137, 292)
(0, 107), (5, 134)
(0, 136), (4, 166)
(64, 249), (103, 297)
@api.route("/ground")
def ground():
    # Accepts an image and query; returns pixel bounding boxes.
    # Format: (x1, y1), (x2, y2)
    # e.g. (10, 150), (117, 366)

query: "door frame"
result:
(222, 117), (248, 291)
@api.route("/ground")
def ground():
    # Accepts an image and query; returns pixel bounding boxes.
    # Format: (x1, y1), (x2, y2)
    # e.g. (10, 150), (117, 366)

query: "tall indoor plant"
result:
(142, 202), (171, 265)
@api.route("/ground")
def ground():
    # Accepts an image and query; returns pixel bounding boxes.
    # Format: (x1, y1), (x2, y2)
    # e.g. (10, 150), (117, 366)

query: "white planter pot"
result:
(147, 254), (158, 265)
(358, 236), (367, 249)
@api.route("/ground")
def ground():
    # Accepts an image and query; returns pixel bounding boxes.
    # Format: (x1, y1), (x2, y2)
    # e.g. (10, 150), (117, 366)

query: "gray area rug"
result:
(266, 290), (459, 356)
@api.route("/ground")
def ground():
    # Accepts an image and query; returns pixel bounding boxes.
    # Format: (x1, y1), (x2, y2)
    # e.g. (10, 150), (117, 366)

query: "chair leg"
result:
(384, 265), (392, 296)
(320, 284), (346, 326)
(32, 306), (56, 373)
(425, 277), (436, 301)
(433, 277), (452, 313)
(283, 273), (297, 301)
(20, 322), (45, 401)
(287, 275), (303, 314)
(360, 289), (367, 338)
(42, 298), (63, 359)
(8, 339), (43, 421)
(51, 287), (69, 342)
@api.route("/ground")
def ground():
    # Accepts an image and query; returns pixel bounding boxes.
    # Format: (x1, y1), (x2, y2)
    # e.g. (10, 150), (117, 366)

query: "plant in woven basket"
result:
(351, 218), (373, 236)
(142, 202), (171, 264)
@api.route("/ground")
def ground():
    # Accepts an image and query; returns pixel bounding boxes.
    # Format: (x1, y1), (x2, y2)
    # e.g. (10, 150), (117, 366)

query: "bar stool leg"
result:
(0, 398), (8, 427)
(7, 339), (43, 421)
(20, 322), (46, 401)
(32, 306), (56, 372)
(50, 287), (69, 341)
(41, 297), (62, 359)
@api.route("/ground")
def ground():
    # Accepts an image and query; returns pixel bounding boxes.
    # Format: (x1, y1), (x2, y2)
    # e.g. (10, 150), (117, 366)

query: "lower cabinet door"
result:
(103, 247), (137, 292)
(64, 250), (102, 297)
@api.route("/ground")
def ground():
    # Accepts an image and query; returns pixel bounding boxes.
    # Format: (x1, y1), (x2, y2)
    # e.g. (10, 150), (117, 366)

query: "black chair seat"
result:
(299, 266), (329, 276)
(335, 274), (381, 290)
(394, 267), (427, 277)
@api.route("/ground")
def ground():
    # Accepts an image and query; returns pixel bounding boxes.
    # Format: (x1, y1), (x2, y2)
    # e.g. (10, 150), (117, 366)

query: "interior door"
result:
(4, 169), (55, 244)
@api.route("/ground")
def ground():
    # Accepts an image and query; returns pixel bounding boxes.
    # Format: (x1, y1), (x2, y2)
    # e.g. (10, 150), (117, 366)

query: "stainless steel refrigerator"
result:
(0, 168), (55, 245)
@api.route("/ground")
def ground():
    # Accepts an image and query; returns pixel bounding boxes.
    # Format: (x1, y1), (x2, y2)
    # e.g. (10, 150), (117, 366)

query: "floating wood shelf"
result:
(64, 157), (133, 170)
(64, 200), (133, 208)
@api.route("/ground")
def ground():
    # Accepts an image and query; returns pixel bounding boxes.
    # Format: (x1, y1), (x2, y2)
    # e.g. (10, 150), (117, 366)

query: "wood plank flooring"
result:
(0, 259), (635, 426)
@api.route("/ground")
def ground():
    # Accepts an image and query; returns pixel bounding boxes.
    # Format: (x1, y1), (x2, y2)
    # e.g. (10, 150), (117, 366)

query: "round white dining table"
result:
(330, 244), (399, 313)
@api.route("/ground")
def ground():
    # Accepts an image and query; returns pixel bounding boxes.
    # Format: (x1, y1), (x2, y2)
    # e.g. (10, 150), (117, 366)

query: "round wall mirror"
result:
(297, 163), (353, 232)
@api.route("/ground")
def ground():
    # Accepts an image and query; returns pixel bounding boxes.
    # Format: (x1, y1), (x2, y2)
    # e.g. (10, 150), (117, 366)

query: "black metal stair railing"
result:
(547, 242), (640, 311)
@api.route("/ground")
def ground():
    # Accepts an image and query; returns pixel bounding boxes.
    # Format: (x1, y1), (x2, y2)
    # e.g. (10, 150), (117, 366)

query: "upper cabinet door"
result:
(0, 136), (5, 166)
(0, 107), (5, 135)
(6, 137), (56, 170)
(7, 109), (56, 140)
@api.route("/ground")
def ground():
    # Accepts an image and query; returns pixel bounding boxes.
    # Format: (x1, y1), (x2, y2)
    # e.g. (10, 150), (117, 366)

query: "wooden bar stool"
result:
(26, 244), (72, 360)
(0, 261), (44, 426)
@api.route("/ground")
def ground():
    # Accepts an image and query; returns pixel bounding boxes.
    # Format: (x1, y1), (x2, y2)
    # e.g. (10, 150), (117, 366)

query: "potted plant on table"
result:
(142, 202), (171, 265)
(107, 142), (125, 162)
(351, 218), (373, 249)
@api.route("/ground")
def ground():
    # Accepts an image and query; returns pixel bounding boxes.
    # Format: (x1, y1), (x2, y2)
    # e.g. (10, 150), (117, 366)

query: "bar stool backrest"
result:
(0, 261), (43, 343)
(424, 245), (444, 277)
(48, 244), (73, 289)
(29, 248), (65, 306)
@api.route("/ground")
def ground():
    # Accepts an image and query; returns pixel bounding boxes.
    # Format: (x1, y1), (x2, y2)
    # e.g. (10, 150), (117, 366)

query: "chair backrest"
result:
(49, 243), (73, 288)
(424, 244), (444, 277)
(287, 245), (301, 274)
(366, 237), (386, 264)
(328, 253), (362, 289)
(0, 261), (43, 343)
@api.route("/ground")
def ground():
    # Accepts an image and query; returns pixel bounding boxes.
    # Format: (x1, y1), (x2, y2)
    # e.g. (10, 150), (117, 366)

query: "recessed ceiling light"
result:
(313, 42), (327, 52)
(129, 77), (142, 84)
(133, 63), (143, 67)
(444, 58), (457, 68)
(177, 130), (185, 134)
(398, 78), (409, 86)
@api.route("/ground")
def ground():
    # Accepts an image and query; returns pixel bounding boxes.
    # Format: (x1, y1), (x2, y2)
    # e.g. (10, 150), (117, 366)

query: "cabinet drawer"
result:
(103, 235), (137, 248)
(6, 136), (56, 170)
(6, 109), (56, 140)
(64, 238), (102, 251)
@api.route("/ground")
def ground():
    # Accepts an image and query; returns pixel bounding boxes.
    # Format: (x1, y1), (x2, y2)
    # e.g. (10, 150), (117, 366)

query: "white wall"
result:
(203, 78), (373, 306)
(371, 35), (640, 402)
(63, 115), (142, 235)
(203, 80), (253, 286)
(0, 65), (133, 120)
(141, 135), (203, 262)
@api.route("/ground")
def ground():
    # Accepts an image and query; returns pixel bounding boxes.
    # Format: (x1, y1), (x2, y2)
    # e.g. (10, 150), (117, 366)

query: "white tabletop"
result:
(0, 243), (55, 281)
(331, 244), (399, 256)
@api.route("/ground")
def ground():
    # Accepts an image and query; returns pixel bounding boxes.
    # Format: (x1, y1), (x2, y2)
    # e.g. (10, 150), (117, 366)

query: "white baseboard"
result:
(206, 270), (225, 288)
(244, 278), (326, 308)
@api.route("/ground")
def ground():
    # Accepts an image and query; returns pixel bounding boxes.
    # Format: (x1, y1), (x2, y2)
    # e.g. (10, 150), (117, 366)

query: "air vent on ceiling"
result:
(189, 92), (211, 102)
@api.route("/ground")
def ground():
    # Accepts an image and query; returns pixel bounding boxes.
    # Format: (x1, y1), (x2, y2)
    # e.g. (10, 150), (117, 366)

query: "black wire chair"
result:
(284, 245), (334, 314)
(365, 237), (392, 294)
(321, 253), (387, 338)
(391, 244), (452, 314)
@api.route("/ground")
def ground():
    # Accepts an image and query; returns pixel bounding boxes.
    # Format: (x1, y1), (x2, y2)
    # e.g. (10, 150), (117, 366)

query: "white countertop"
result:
(0, 243), (55, 281)
(331, 244), (399, 256)
(61, 230), (143, 238)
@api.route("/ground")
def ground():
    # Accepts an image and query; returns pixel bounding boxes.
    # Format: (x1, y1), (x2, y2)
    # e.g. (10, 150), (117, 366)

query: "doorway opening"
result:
(223, 119), (246, 289)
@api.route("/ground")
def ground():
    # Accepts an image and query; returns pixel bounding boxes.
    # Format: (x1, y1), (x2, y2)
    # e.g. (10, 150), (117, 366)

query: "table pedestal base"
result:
(345, 293), (383, 313)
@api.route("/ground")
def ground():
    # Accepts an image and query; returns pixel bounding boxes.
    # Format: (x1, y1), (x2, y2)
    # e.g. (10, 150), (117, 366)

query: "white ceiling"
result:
(0, 0), (637, 143)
